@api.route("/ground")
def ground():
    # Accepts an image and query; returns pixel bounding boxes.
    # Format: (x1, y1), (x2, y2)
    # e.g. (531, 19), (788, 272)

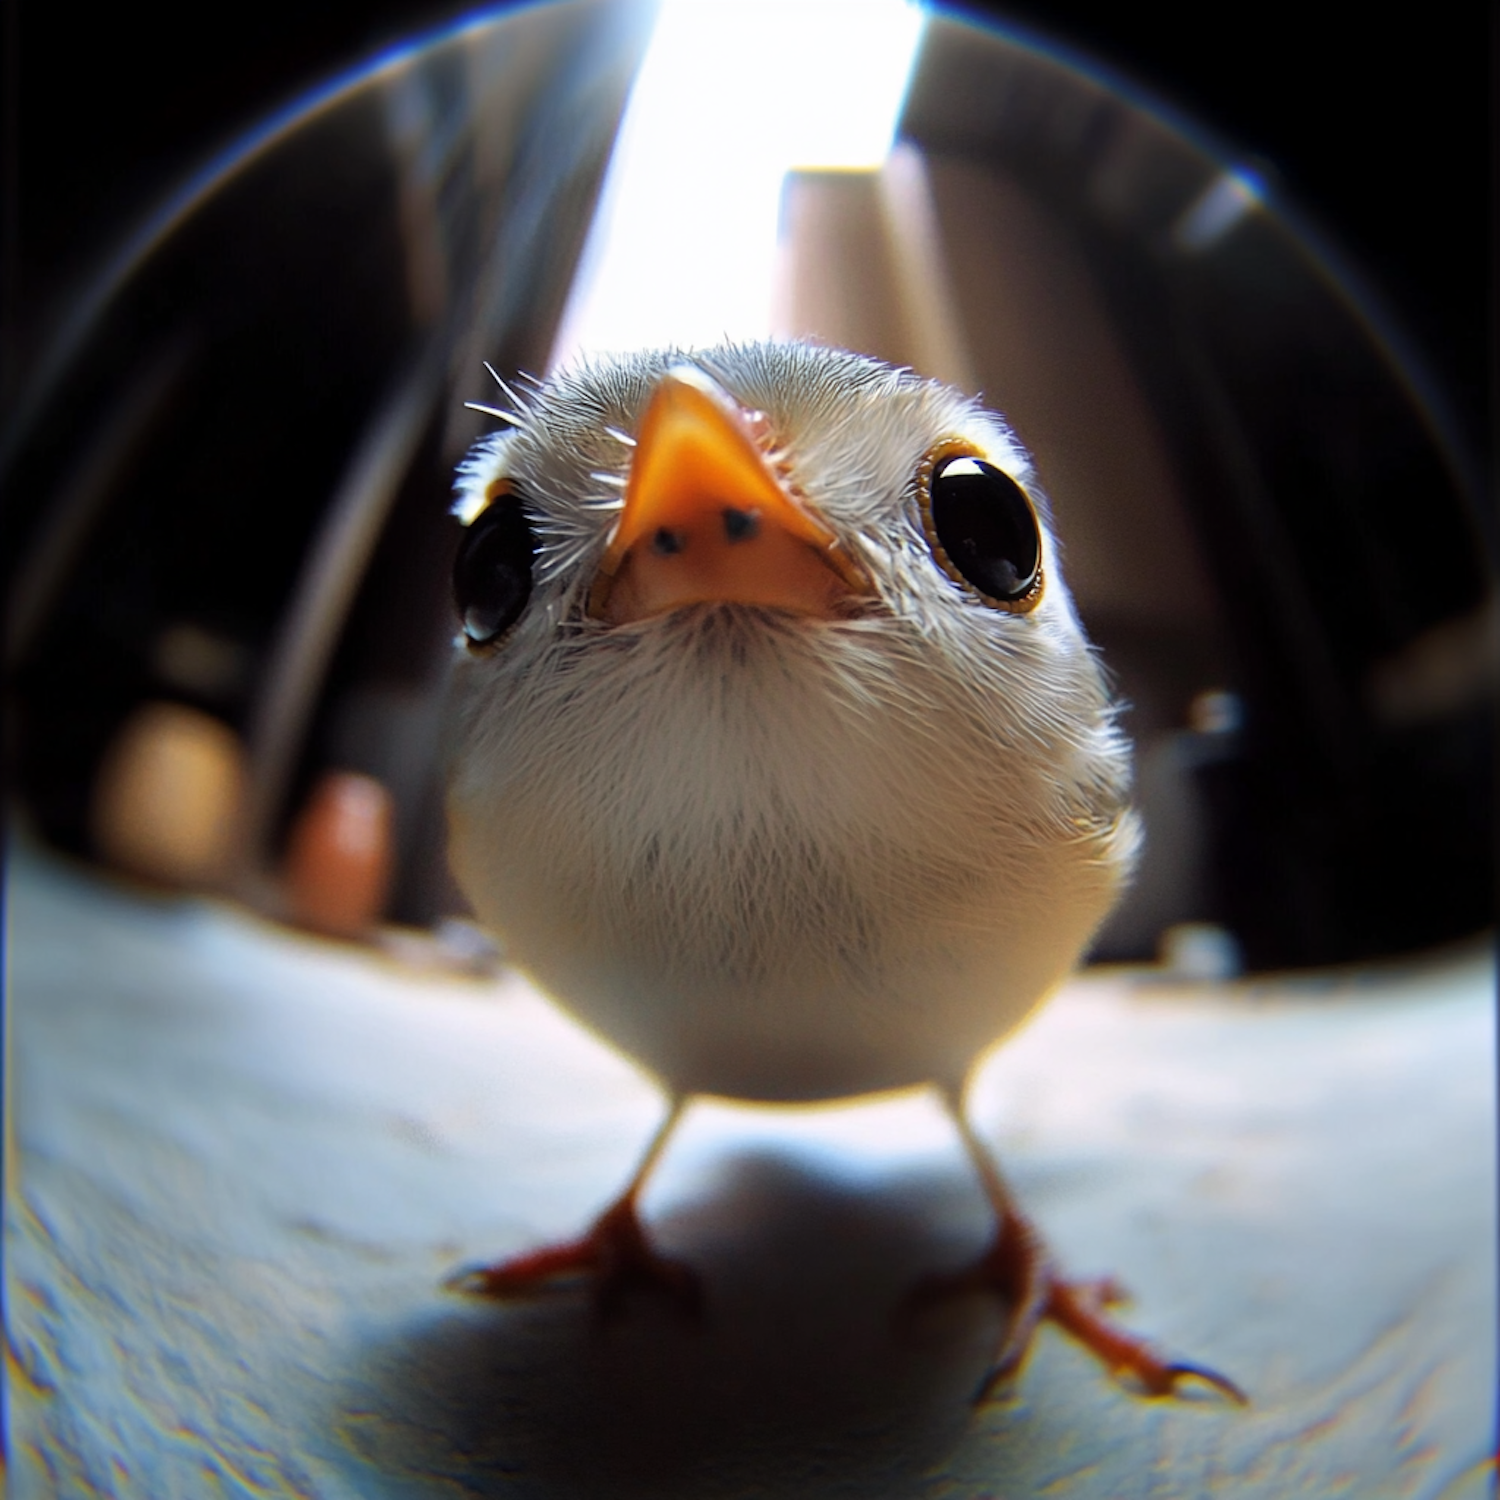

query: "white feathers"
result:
(464, 401), (526, 425)
(482, 361), (530, 413)
(447, 342), (1135, 1101)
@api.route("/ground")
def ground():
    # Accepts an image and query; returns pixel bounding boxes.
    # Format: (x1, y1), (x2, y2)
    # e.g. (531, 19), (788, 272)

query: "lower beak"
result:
(588, 366), (870, 625)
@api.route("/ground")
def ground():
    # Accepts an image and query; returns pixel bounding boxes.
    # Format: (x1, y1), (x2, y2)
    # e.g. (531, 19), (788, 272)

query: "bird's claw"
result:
(446, 1194), (702, 1318)
(1150, 1360), (1249, 1405)
(1043, 1276), (1245, 1405)
(913, 1221), (1246, 1407)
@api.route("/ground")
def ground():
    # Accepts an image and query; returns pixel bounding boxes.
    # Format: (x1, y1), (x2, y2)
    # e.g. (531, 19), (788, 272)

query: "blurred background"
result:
(2, 0), (1492, 971)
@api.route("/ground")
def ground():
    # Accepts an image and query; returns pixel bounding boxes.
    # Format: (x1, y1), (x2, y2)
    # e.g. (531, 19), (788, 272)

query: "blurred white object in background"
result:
(1158, 922), (1244, 982)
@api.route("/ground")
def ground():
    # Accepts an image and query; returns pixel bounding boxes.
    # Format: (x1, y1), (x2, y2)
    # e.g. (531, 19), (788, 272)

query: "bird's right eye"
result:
(454, 485), (536, 646)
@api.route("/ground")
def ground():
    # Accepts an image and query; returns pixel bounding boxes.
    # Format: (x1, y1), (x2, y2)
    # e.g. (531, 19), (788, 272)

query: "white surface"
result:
(6, 846), (1495, 1497)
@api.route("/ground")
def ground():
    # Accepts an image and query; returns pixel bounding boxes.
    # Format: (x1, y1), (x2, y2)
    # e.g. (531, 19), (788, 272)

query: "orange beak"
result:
(587, 366), (870, 625)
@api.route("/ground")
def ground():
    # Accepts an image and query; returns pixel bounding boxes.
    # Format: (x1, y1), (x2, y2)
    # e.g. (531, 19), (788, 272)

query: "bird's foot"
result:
(913, 1212), (1245, 1405)
(446, 1194), (701, 1318)
(1041, 1274), (1245, 1404)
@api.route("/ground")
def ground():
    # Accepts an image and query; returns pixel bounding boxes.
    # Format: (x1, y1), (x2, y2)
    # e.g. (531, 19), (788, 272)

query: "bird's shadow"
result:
(337, 1150), (1048, 1498)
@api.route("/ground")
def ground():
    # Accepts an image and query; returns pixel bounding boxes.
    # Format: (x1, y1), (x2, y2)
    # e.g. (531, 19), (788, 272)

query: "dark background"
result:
(0, 0), (1491, 965)
(1, 0), (1490, 461)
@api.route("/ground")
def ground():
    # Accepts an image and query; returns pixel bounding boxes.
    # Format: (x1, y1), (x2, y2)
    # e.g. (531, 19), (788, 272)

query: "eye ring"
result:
(453, 480), (537, 648)
(916, 439), (1044, 613)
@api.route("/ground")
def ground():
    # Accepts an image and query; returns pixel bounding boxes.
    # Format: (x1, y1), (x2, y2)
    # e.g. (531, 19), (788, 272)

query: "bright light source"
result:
(551, 0), (926, 364)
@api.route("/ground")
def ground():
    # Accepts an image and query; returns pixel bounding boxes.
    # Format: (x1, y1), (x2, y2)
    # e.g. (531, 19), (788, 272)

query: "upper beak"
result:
(587, 366), (870, 625)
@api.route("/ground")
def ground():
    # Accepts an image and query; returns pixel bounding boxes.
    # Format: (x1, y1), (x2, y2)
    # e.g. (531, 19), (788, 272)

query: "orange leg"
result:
(921, 1095), (1247, 1406)
(446, 1097), (700, 1317)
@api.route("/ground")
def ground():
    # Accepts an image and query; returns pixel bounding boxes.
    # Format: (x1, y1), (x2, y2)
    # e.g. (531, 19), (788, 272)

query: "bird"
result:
(442, 340), (1243, 1404)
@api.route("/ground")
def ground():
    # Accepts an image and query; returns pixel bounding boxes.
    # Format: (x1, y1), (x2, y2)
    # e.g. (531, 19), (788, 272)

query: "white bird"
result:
(444, 341), (1242, 1403)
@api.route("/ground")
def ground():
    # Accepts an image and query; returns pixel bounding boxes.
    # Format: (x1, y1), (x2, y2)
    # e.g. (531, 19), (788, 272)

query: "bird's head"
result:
(462, 344), (1052, 623)
(449, 342), (1128, 818)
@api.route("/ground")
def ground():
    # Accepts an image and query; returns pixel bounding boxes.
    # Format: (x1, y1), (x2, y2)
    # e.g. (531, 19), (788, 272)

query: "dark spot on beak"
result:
(722, 507), (759, 542)
(651, 527), (686, 556)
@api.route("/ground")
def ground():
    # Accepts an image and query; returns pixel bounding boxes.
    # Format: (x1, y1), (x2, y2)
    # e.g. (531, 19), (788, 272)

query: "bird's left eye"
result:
(454, 486), (536, 646)
(919, 446), (1044, 612)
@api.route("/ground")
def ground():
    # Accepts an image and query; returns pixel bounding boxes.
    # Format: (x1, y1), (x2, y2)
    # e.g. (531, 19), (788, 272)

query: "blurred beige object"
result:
(283, 770), (395, 938)
(90, 700), (245, 887)
(773, 149), (975, 392)
(774, 150), (1216, 635)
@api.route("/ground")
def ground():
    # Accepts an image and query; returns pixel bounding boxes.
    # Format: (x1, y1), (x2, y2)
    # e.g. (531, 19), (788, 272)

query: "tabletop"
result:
(6, 845), (1495, 1498)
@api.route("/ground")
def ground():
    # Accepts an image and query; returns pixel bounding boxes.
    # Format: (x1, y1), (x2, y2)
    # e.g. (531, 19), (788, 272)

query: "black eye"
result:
(924, 452), (1043, 609)
(454, 491), (536, 645)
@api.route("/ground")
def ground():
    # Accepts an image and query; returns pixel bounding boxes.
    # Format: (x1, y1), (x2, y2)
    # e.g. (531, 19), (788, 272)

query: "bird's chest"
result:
(453, 622), (1030, 951)
(447, 621), (1117, 1098)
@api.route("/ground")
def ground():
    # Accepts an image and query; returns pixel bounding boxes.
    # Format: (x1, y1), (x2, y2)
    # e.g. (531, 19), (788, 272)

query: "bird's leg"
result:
(916, 1094), (1246, 1405)
(447, 1096), (700, 1317)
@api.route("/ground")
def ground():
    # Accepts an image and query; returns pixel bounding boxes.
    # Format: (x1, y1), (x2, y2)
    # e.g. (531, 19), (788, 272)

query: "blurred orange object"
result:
(282, 771), (394, 939)
(91, 700), (246, 888)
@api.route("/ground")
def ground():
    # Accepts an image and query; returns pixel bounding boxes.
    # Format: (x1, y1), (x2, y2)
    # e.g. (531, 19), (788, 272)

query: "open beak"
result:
(587, 366), (870, 625)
